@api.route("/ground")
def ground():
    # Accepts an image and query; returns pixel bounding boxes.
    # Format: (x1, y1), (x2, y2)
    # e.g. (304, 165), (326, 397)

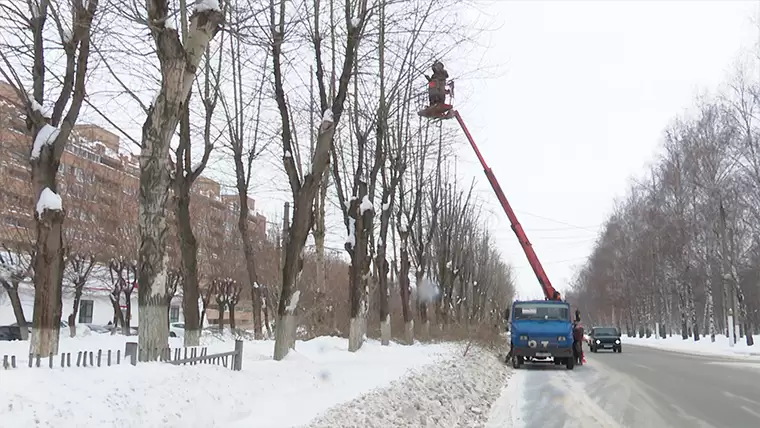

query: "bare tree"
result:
(269, 0), (368, 360)
(166, 1), (225, 347)
(0, 0), (99, 356)
(165, 268), (182, 326)
(226, 277), (242, 329)
(135, 0), (224, 361)
(218, 2), (269, 340)
(63, 250), (96, 337)
(0, 244), (34, 340)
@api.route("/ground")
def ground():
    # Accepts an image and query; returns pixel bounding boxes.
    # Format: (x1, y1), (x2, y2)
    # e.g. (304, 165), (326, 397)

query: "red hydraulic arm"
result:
(452, 111), (562, 301)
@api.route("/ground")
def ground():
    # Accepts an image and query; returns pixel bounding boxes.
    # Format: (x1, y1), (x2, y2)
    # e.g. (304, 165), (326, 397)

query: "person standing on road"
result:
(572, 320), (585, 365)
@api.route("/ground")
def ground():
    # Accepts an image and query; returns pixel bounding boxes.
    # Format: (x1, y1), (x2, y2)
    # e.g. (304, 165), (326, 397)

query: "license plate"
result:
(535, 352), (551, 357)
(603, 344), (612, 348)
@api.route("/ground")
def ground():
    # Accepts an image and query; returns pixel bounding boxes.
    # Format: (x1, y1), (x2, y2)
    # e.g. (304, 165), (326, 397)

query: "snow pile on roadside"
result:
(304, 344), (511, 428)
(0, 335), (453, 428)
(625, 334), (760, 358)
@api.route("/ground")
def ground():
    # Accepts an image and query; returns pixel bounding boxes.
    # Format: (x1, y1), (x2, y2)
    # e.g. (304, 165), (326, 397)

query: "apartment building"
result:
(0, 81), (266, 327)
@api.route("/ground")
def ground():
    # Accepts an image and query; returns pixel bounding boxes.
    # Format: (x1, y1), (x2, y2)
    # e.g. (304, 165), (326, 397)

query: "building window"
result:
(170, 306), (180, 323)
(78, 300), (94, 324)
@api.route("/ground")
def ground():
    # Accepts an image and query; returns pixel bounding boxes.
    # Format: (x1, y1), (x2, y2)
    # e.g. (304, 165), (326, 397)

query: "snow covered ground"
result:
(0, 333), (461, 428)
(624, 333), (760, 358)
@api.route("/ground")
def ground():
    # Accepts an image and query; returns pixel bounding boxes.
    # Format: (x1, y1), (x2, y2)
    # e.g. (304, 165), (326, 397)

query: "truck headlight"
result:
(615, 339), (620, 344)
(595, 340), (600, 344)
(519, 335), (528, 341)
(558, 336), (566, 342)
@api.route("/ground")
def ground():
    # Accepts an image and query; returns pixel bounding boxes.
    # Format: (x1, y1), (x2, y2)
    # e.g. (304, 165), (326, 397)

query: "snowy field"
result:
(624, 334), (760, 358)
(0, 333), (464, 428)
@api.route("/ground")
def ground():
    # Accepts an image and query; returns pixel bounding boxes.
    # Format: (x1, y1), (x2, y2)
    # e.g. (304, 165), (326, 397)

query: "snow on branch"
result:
(31, 124), (60, 160)
(360, 195), (373, 214)
(36, 188), (63, 216)
(30, 99), (52, 119)
(195, 0), (221, 13)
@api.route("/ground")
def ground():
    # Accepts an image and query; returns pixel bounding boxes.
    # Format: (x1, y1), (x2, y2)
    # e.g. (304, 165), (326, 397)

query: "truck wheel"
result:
(513, 356), (523, 369)
(566, 357), (575, 370)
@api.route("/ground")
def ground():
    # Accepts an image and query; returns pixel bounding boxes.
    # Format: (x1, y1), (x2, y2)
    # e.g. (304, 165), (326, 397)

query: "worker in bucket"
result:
(425, 60), (448, 106)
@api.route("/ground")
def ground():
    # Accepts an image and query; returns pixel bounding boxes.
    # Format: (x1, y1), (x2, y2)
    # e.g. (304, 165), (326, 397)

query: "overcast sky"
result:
(52, 0), (759, 301)
(420, 0), (760, 299)
(227, 0), (760, 300)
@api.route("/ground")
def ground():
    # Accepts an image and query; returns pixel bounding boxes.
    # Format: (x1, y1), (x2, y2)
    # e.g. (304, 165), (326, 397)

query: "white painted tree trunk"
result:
(184, 329), (201, 347)
(404, 320), (414, 345)
(380, 314), (391, 345)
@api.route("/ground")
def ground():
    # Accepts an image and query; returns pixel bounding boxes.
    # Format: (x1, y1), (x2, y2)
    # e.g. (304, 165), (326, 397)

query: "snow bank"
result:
(307, 345), (510, 428)
(625, 334), (760, 358)
(0, 334), (453, 428)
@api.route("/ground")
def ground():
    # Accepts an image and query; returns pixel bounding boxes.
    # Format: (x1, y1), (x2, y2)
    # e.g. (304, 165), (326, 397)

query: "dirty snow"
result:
(306, 345), (510, 428)
(31, 124), (60, 159)
(36, 187), (63, 216)
(0, 334), (455, 428)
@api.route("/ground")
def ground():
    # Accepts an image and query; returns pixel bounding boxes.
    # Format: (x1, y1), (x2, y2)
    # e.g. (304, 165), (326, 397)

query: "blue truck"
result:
(508, 299), (575, 370)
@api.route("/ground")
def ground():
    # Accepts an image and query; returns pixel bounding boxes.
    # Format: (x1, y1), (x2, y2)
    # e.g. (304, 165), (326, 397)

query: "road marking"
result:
(741, 405), (760, 420)
(723, 391), (760, 407)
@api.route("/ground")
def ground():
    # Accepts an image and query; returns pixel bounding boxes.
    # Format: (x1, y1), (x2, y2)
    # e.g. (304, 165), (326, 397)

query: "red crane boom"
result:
(453, 111), (561, 301)
(417, 70), (561, 301)
(416, 106), (556, 300)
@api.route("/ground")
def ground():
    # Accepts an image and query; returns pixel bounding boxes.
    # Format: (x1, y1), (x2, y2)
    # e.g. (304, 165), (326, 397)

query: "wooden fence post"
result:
(125, 342), (138, 366)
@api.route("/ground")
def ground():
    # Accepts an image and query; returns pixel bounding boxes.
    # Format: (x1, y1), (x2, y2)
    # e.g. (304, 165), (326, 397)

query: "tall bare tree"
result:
(0, 0), (99, 356)
(169, 14), (222, 346)
(218, 2), (269, 340)
(0, 244), (34, 340)
(269, 0), (368, 360)
(136, 0), (223, 361)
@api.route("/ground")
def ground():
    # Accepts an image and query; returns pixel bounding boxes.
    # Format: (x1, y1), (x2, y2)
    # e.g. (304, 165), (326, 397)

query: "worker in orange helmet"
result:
(425, 60), (448, 106)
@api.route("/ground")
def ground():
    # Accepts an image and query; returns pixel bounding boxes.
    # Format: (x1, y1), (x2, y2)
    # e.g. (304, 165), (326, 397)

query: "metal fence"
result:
(2, 340), (243, 371)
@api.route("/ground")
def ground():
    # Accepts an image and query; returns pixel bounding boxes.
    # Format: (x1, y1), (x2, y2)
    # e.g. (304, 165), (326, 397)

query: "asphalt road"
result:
(504, 343), (760, 428)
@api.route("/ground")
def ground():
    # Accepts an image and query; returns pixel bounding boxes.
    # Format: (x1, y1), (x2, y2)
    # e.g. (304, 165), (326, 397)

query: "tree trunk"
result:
(234, 182), (262, 339)
(30, 206), (65, 357)
(68, 280), (84, 338)
(175, 186), (201, 346)
(216, 301), (225, 332)
(377, 237), (390, 346)
(348, 182), (371, 352)
(3, 284), (29, 340)
(416, 270), (429, 340)
(275, 198), (309, 361)
(229, 304), (236, 329)
(123, 290), (134, 336)
(109, 294), (124, 334)
(399, 230), (413, 345)
(314, 176), (328, 293)
(138, 1), (222, 362)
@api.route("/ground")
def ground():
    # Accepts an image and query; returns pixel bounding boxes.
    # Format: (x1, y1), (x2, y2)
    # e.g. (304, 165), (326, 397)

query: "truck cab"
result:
(508, 299), (575, 369)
